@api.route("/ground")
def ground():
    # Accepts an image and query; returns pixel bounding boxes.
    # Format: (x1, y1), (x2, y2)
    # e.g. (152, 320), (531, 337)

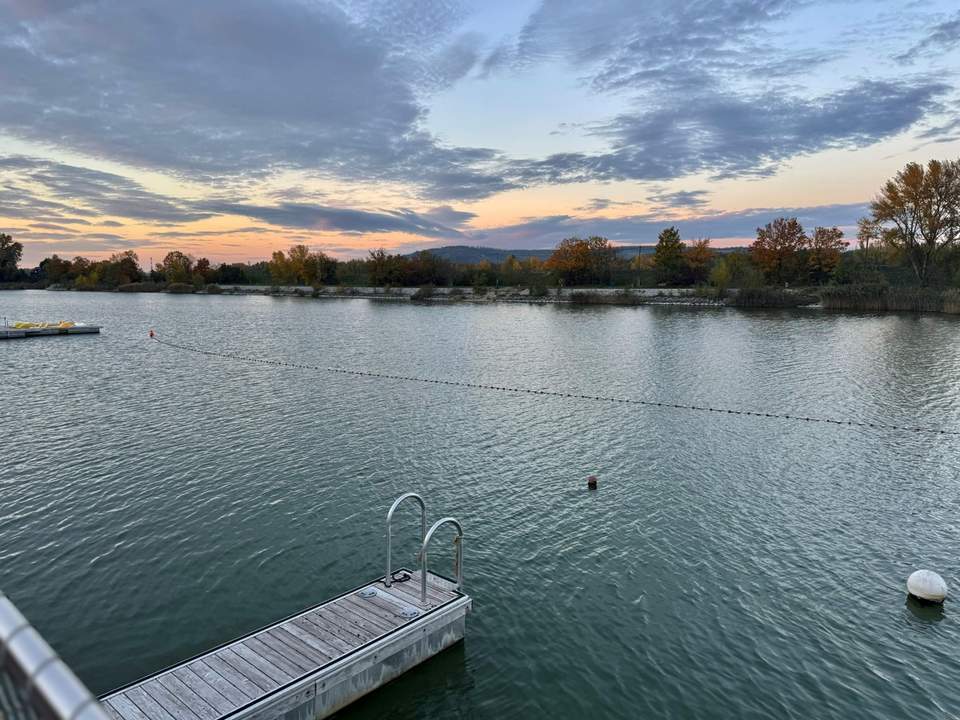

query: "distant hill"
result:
(410, 244), (748, 263)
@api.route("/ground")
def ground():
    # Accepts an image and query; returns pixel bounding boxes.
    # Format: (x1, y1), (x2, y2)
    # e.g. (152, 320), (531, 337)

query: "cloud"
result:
(498, 0), (813, 94)
(468, 202), (868, 249)
(30, 222), (77, 231)
(17, 232), (79, 241)
(576, 198), (636, 212)
(421, 205), (478, 227)
(200, 201), (465, 238)
(148, 227), (273, 238)
(916, 117), (960, 144)
(508, 80), (950, 184)
(0, 0), (956, 218)
(0, 156), (213, 223)
(895, 11), (960, 63)
(32, 217), (92, 225)
(27, 238), (161, 253)
(646, 189), (710, 210)
(84, 233), (126, 241)
(0, 0), (501, 200)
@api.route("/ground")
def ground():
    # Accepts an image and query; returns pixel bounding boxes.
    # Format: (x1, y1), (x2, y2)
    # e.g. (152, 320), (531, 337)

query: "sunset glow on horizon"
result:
(2, 0), (959, 266)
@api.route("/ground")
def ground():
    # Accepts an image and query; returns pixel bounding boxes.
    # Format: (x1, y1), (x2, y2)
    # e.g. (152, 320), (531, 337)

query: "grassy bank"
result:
(819, 285), (960, 314)
(728, 287), (818, 308)
(568, 289), (726, 306)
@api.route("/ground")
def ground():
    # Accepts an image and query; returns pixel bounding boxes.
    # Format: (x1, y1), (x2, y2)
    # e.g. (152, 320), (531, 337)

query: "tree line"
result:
(2, 157), (959, 291)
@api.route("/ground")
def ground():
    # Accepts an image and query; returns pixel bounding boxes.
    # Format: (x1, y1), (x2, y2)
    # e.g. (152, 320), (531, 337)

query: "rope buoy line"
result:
(149, 334), (960, 437)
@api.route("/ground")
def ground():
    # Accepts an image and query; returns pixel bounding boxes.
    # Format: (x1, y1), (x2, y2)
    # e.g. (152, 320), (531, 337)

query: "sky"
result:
(2, 0), (959, 265)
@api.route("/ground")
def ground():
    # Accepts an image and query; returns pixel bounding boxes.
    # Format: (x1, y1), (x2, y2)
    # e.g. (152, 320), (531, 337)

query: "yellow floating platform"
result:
(0, 322), (101, 339)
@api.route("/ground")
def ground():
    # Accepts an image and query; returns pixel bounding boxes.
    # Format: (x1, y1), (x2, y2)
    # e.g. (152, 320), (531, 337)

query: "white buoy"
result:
(907, 570), (948, 603)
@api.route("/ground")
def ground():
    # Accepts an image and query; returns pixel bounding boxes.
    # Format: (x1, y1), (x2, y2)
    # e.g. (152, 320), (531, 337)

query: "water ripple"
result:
(3, 292), (960, 718)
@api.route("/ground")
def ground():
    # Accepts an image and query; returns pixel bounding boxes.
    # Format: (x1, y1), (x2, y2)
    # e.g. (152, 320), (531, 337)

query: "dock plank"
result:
(289, 616), (349, 657)
(189, 660), (256, 705)
(335, 596), (399, 630)
(170, 667), (237, 716)
(101, 701), (125, 720)
(202, 655), (267, 700)
(381, 577), (455, 607)
(304, 608), (373, 646)
(279, 620), (339, 660)
(376, 582), (432, 607)
(324, 600), (393, 637)
(299, 613), (363, 653)
(340, 594), (407, 625)
(357, 590), (423, 619)
(153, 675), (219, 720)
(140, 679), (203, 720)
(123, 687), (178, 720)
(245, 635), (310, 677)
(225, 645), (290, 688)
(105, 696), (151, 720)
(269, 627), (332, 667)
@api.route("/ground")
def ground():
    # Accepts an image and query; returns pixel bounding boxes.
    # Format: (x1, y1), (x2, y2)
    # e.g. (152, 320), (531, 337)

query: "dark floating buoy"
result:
(587, 475), (598, 490)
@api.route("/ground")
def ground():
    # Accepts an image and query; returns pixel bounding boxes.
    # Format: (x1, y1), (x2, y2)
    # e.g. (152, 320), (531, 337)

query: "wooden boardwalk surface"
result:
(101, 571), (463, 720)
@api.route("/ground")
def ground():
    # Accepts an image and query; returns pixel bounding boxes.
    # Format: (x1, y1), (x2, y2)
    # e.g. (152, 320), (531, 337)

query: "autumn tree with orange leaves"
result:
(685, 238), (714, 284)
(870, 159), (960, 285)
(546, 236), (615, 285)
(750, 217), (807, 284)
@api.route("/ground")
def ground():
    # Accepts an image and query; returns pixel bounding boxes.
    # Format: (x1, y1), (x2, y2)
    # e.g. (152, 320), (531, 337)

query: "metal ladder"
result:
(384, 493), (463, 604)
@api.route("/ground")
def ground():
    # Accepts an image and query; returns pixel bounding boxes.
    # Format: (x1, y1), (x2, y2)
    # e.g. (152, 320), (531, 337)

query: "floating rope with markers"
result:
(149, 331), (960, 437)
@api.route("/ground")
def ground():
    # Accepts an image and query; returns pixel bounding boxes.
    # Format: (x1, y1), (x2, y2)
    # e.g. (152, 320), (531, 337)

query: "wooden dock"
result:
(0, 324), (101, 339)
(100, 570), (470, 720)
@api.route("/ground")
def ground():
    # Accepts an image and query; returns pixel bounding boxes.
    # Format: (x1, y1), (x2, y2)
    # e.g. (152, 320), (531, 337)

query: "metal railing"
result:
(384, 493), (426, 588)
(0, 592), (109, 720)
(418, 518), (463, 604)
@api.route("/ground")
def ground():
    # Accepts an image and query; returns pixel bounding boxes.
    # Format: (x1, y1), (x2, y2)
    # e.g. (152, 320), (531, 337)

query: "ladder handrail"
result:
(417, 517), (463, 604)
(384, 493), (426, 588)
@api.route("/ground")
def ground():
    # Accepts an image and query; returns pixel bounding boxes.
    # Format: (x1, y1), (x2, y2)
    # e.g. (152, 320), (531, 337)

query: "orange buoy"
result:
(587, 475), (598, 490)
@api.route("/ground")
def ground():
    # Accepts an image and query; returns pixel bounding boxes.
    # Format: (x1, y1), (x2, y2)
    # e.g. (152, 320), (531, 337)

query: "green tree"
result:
(103, 250), (142, 286)
(807, 226), (847, 284)
(367, 248), (391, 286)
(653, 227), (685, 284)
(38, 254), (72, 284)
(0, 233), (23, 281)
(158, 251), (194, 283)
(304, 250), (337, 287)
(585, 236), (615, 285)
(286, 244), (311, 284)
(870, 159), (960, 285)
(268, 250), (297, 285)
(194, 257), (213, 284)
(685, 238), (714, 284)
(709, 252), (762, 290)
(500, 254), (522, 285)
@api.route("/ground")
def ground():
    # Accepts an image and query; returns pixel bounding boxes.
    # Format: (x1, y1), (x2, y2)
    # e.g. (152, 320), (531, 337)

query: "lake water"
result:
(4, 290), (960, 719)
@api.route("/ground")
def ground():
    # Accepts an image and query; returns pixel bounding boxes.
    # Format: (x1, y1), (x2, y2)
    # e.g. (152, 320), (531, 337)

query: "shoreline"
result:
(11, 283), (732, 307)
(6, 284), (960, 315)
